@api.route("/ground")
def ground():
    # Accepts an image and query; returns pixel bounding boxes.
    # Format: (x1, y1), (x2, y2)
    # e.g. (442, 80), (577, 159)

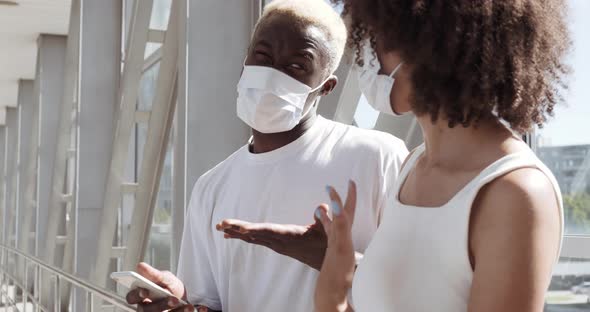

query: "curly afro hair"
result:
(333, 0), (571, 133)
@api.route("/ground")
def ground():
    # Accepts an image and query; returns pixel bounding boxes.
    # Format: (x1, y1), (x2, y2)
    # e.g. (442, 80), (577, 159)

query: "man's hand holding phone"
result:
(123, 262), (193, 312)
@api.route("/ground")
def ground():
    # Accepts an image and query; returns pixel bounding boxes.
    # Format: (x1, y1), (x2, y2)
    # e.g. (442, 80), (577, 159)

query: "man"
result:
(126, 0), (408, 311)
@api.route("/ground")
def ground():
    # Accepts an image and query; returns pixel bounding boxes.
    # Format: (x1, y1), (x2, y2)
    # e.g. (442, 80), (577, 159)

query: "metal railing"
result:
(0, 244), (135, 312)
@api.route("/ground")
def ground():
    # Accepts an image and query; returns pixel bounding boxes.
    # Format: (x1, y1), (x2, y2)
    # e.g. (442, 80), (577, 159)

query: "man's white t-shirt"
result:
(177, 116), (408, 311)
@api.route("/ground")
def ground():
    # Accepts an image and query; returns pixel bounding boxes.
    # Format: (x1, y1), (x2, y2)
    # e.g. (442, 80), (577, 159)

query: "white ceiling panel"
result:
(0, 0), (71, 110)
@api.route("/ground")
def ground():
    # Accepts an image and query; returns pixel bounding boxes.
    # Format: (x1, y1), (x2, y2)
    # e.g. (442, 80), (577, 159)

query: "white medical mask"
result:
(237, 65), (329, 133)
(356, 42), (404, 116)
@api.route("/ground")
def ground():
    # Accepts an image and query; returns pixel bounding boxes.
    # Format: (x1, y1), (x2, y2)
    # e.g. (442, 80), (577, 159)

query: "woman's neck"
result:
(417, 115), (521, 170)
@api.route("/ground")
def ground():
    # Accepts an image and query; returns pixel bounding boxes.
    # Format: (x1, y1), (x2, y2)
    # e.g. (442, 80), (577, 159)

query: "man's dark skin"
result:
(126, 11), (338, 312)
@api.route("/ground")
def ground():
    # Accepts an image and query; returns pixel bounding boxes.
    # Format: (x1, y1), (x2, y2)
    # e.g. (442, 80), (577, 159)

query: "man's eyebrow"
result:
(302, 37), (320, 50)
(254, 40), (272, 49)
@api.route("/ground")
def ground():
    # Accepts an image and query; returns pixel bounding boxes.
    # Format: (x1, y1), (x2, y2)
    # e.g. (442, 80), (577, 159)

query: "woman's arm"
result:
(468, 168), (561, 312)
(315, 182), (358, 312)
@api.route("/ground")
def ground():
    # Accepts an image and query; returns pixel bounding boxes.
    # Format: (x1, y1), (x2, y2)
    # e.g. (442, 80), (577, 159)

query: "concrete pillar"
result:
(171, 0), (257, 270)
(184, 0), (254, 210)
(75, 0), (121, 286)
(171, 0), (187, 273)
(33, 35), (67, 259)
(4, 107), (19, 248)
(0, 126), (5, 245)
(16, 80), (34, 255)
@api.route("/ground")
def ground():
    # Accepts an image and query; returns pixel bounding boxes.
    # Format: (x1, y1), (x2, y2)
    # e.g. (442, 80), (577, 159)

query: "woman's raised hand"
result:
(314, 180), (357, 312)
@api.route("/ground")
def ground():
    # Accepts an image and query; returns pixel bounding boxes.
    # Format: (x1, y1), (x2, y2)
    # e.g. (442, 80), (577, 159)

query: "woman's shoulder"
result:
(470, 166), (561, 258)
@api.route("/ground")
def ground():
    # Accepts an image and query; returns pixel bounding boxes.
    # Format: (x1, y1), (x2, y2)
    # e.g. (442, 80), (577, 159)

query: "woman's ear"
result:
(321, 76), (339, 96)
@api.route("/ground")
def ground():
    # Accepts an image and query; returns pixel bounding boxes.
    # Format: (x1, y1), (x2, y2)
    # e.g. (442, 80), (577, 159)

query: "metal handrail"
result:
(1, 265), (48, 312)
(0, 244), (135, 311)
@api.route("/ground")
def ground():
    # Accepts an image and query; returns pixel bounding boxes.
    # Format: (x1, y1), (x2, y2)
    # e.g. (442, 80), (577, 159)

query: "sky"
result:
(354, 0), (590, 147)
(538, 0), (590, 147)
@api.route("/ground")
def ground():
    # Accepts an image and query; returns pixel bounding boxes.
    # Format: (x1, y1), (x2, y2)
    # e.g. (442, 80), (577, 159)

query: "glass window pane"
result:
(144, 137), (174, 271)
(536, 0), (590, 235)
(138, 62), (160, 111)
(354, 95), (379, 129)
(136, 59), (173, 270)
(145, 42), (161, 59)
(150, 0), (172, 30)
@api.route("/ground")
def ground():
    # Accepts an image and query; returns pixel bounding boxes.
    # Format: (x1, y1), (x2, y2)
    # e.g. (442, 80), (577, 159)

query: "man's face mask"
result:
(237, 65), (331, 133)
(356, 41), (404, 116)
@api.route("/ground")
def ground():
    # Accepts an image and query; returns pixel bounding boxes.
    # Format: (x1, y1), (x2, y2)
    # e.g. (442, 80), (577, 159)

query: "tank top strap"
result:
(463, 151), (541, 191)
(458, 149), (564, 261)
(393, 143), (426, 193)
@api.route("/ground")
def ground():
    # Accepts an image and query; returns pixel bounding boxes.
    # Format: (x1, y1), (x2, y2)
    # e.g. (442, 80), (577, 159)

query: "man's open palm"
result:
(216, 209), (329, 271)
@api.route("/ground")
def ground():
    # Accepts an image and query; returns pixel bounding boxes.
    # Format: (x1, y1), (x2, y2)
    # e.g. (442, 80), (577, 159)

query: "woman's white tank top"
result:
(351, 144), (563, 312)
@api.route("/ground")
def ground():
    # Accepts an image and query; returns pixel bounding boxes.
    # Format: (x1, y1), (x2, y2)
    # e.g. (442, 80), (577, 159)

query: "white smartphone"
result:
(110, 271), (188, 305)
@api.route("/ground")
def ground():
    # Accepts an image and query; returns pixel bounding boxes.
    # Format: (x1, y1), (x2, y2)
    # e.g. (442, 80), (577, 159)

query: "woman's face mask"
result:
(236, 65), (330, 133)
(356, 41), (404, 116)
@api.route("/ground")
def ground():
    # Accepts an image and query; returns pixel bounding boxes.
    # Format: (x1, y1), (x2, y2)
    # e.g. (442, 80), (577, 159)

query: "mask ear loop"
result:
(389, 62), (404, 78)
(310, 74), (336, 94)
(302, 74), (336, 117)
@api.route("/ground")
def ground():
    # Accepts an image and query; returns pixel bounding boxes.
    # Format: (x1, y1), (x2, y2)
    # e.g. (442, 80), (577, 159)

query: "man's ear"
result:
(320, 76), (339, 96)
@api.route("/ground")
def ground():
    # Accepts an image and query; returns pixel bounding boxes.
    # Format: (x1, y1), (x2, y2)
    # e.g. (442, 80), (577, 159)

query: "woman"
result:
(315, 1), (571, 311)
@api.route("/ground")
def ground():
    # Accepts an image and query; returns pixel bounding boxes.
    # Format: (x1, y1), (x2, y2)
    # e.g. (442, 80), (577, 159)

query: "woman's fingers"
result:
(344, 180), (357, 222)
(326, 182), (357, 235)
(326, 186), (344, 217)
(316, 204), (332, 236)
(326, 180), (357, 219)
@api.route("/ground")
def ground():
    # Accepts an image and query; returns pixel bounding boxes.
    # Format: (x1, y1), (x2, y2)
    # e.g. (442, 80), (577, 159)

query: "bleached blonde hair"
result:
(257, 0), (347, 74)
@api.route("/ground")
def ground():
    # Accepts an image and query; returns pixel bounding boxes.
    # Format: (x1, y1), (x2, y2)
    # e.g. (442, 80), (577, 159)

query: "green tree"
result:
(563, 192), (590, 233)
(153, 207), (171, 224)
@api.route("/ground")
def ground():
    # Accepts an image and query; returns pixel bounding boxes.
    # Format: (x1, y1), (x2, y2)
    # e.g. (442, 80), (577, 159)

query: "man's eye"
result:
(289, 63), (304, 70)
(256, 51), (271, 58)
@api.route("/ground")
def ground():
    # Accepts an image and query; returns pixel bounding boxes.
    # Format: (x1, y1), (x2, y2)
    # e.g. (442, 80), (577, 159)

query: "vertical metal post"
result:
(86, 291), (94, 312)
(37, 265), (41, 312)
(22, 258), (27, 311)
(35, 264), (40, 312)
(53, 276), (61, 312)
